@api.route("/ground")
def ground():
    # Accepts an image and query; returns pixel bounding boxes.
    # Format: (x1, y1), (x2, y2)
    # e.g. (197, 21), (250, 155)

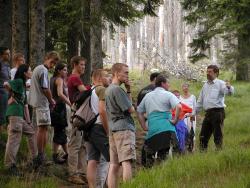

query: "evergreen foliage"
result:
(181, 0), (250, 80)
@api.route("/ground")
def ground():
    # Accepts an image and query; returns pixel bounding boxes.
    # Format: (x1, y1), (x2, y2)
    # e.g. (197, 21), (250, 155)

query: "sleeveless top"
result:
(50, 77), (68, 104)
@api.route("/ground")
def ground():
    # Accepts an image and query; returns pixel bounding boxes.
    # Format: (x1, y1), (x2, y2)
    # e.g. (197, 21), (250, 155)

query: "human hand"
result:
(170, 119), (178, 125)
(8, 96), (17, 105)
(124, 80), (131, 92)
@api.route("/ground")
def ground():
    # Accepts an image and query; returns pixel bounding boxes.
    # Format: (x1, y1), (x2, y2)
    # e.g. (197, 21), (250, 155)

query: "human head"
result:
(182, 83), (190, 93)
(150, 72), (160, 84)
(70, 56), (86, 75)
(0, 47), (10, 62)
(172, 90), (180, 99)
(44, 51), (60, 69)
(14, 64), (32, 84)
(103, 68), (112, 84)
(92, 69), (110, 87)
(155, 75), (170, 90)
(111, 63), (129, 84)
(13, 53), (25, 68)
(53, 62), (68, 78)
(207, 64), (219, 81)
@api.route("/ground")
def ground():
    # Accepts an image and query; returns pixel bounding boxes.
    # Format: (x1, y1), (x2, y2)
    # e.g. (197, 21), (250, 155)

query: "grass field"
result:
(121, 75), (250, 188)
(0, 70), (249, 187)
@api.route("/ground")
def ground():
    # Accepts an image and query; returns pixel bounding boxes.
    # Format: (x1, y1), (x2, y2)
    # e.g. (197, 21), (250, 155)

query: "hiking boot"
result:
(52, 153), (66, 164)
(61, 153), (68, 161)
(68, 175), (86, 185)
(7, 164), (21, 177)
(78, 172), (87, 182)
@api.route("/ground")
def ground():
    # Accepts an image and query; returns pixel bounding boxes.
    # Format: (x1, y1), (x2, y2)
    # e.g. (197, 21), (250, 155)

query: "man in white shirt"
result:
(196, 65), (233, 151)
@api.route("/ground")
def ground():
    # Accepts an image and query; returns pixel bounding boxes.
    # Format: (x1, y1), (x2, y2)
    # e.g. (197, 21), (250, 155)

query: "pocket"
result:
(37, 108), (50, 124)
(9, 116), (22, 132)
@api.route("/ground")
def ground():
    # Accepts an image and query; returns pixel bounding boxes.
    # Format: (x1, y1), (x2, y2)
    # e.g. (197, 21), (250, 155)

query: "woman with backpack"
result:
(4, 64), (36, 175)
(50, 62), (71, 164)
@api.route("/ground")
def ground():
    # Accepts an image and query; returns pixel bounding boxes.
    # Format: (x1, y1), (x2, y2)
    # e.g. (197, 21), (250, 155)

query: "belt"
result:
(206, 108), (224, 113)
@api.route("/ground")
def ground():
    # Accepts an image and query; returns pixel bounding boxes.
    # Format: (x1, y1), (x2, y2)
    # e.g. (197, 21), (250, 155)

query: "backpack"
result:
(70, 87), (99, 131)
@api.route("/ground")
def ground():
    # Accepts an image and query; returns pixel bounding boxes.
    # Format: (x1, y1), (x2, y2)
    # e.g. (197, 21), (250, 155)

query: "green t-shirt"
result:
(5, 79), (26, 118)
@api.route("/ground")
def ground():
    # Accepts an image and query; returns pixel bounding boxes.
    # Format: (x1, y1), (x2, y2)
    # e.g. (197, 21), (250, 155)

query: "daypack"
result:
(70, 87), (98, 131)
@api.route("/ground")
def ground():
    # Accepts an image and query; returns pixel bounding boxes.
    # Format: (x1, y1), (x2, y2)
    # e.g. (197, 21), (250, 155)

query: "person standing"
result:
(67, 56), (87, 185)
(86, 69), (110, 188)
(28, 51), (59, 166)
(105, 63), (136, 188)
(4, 64), (36, 175)
(0, 47), (11, 137)
(137, 76), (181, 167)
(180, 83), (196, 150)
(50, 62), (71, 164)
(196, 65), (234, 151)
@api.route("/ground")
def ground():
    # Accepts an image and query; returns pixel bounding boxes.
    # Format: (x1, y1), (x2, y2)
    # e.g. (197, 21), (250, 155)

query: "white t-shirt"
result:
(10, 67), (17, 80)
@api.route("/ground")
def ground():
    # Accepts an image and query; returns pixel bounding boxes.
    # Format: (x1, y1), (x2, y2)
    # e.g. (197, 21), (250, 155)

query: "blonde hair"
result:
(44, 51), (60, 61)
(111, 63), (128, 76)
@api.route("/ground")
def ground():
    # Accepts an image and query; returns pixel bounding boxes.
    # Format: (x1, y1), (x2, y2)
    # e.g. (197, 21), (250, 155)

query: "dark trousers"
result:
(199, 108), (225, 151)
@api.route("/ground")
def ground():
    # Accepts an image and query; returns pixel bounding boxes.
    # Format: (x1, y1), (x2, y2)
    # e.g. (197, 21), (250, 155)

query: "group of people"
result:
(0, 46), (234, 187)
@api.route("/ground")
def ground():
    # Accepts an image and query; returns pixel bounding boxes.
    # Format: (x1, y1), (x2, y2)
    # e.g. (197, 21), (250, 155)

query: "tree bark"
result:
(0, 0), (12, 50)
(12, 0), (29, 61)
(29, 0), (45, 67)
(236, 34), (250, 81)
(90, 0), (103, 70)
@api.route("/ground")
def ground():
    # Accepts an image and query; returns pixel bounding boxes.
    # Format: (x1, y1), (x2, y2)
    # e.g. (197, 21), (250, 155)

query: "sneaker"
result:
(52, 153), (66, 164)
(68, 175), (86, 185)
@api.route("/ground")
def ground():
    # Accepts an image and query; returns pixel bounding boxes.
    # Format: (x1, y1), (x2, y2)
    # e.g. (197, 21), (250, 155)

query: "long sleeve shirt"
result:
(196, 78), (234, 113)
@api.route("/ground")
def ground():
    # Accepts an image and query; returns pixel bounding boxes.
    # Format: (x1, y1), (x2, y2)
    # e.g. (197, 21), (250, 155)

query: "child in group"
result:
(172, 90), (193, 153)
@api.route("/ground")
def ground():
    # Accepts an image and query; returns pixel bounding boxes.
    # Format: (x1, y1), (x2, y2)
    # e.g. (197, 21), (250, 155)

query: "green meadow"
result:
(0, 71), (249, 187)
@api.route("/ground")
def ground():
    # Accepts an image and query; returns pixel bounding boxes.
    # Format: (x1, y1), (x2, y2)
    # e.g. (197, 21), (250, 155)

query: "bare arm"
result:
(77, 84), (87, 92)
(42, 88), (55, 105)
(170, 103), (182, 125)
(137, 112), (148, 131)
(24, 104), (31, 123)
(56, 78), (71, 106)
(99, 100), (109, 135)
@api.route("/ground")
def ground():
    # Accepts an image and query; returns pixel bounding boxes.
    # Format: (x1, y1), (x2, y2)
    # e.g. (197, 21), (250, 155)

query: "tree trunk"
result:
(12, 0), (29, 61)
(67, 24), (80, 63)
(236, 34), (250, 81)
(90, 0), (103, 70)
(0, 0), (12, 50)
(29, 0), (45, 67)
(80, 0), (91, 85)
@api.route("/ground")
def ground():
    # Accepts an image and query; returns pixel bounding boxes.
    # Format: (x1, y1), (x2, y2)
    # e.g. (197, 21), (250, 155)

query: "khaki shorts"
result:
(32, 107), (51, 126)
(109, 130), (136, 164)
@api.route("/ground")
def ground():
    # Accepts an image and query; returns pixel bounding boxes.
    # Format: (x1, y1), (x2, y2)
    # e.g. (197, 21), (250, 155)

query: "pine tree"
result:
(181, 0), (250, 80)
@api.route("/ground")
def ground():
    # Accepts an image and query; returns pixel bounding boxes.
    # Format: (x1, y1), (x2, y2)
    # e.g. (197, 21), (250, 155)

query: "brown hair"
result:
(70, 56), (87, 68)
(44, 51), (60, 61)
(207, 64), (219, 75)
(155, 75), (168, 87)
(111, 63), (128, 76)
(13, 53), (24, 61)
(92, 69), (106, 81)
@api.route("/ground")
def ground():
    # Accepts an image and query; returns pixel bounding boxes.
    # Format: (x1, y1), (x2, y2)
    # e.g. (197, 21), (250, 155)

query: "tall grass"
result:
(122, 72), (250, 188)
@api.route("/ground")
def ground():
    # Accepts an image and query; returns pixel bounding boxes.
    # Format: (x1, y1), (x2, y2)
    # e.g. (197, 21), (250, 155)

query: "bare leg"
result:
(87, 160), (97, 188)
(107, 164), (120, 188)
(121, 160), (132, 182)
